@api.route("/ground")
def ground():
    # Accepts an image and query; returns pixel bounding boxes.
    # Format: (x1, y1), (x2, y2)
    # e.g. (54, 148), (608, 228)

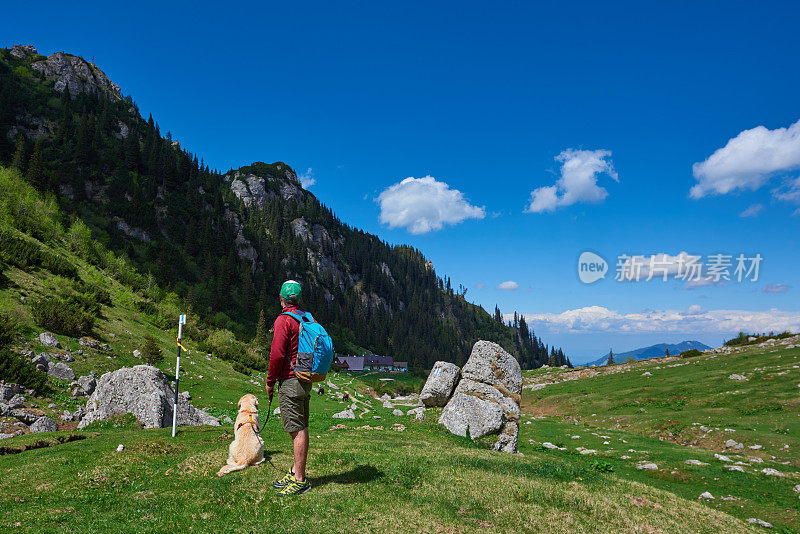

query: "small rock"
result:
(332, 409), (355, 419)
(725, 465), (744, 472)
(748, 444), (763, 450)
(637, 462), (658, 470)
(39, 332), (61, 348)
(273, 407), (280, 415)
(685, 459), (708, 466)
(760, 468), (785, 477)
(133, 349), (142, 359)
(714, 453), (732, 462)
(116, 444), (124, 452)
(406, 406), (425, 416)
(222, 415), (233, 424)
(47, 362), (75, 381)
(725, 439), (738, 448)
(0, 433), (14, 440)
(392, 409), (403, 416)
(30, 416), (58, 433)
(749, 457), (763, 463)
(641, 372), (652, 376)
(415, 411), (425, 421)
(745, 518), (772, 528)
(382, 401), (394, 409)
(542, 442), (559, 450)
(698, 491), (714, 500)
(728, 374), (747, 381)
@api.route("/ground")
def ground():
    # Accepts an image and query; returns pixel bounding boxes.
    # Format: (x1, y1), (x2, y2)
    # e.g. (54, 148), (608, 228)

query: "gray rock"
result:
(453, 379), (521, 417)
(461, 340), (522, 395)
(53, 352), (75, 362)
(39, 332), (61, 348)
(406, 406), (425, 416)
(685, 459), (708, 466)
(728, 374), (747, 381)
(222, 415), (233, 424)
(77, 365), (219, 429)
(382, 401), (394, 409)
(637, 462), (658, 470)
(438, 392), (504, 438)
(392, 409), (404, 416)
(332, 409), (356, 419)
(31, 52), (121, 100)
(77, 375), (97, 396)
(725, 439), (738, 448)
(72, 406), (86, 421)
(7, 394), (25, 409)
(11, 409), (38, 425)
(48, 362), (75, 381)
(493, 421), (518, 453)
(60, 410), (73, 422)
(698, 491), (714, 500)
(30, 416), (58, 433)
(415, 411), (425, 421)
(745, 518), (772, 528)
(133, 349), (142, 359)
(0, 433), (14, 440)
(760, 468), (785, 477)
(0, 384), (14, 402)
(10, 44), (38, 59)
(31, 352), (50, 372)
(419, 361), (461, 407)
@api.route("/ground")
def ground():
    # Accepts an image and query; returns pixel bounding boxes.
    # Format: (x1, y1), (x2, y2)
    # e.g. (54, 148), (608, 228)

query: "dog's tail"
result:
(216, 463), (247, 477)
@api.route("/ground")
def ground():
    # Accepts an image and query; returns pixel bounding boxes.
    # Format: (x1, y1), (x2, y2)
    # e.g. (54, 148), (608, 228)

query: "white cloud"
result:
(475, 283), (487, 290)
(299, 168), (316, 189)
(516, 305), (800, 335)
(690, 119), (800, 199)
(772, 176), (800, 203)
(762, 283), (791, 294)
(526, 149), (618, 213)
(739, 204), (763, 218)
(497, 281), (519, 291)
(376, 176), (485, 234)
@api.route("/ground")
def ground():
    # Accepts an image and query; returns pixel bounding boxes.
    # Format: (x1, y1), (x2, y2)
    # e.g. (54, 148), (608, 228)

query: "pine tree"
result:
(255, 309), (268, 353)
(26, 140), (44, 188)
(11, 135), (26, 171)
(142, 334), (164, 366)
(607, 348), (615, 365)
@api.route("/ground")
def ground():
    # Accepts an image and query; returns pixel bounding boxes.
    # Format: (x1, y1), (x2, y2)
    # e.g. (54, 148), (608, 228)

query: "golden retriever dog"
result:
(217, 393), (264, 476)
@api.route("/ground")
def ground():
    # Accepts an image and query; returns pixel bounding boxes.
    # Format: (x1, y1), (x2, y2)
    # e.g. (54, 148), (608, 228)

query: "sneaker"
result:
(277, 478), (311, 496)
(273, 470), (295, 489)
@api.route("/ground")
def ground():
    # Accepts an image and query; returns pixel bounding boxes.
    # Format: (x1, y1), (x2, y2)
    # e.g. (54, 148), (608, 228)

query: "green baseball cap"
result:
(280, 280), (302, 301)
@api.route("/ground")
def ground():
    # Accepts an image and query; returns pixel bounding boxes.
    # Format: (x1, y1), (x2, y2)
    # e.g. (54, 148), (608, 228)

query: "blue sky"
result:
(5, 1), (800, 362)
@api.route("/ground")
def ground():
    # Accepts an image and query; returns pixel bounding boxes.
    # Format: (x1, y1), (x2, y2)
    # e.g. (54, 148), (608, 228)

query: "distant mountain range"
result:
(584, 341), (712, 367)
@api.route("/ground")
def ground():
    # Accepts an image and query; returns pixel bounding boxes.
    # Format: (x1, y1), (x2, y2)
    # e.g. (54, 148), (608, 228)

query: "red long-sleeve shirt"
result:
(266, 304), (302, 387)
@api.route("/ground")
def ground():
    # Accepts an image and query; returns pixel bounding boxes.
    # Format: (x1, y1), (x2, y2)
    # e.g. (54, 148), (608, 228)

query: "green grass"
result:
(0, 210), (789, 532)
(1, 382), (758, 533)
(521, 344), (800, 532)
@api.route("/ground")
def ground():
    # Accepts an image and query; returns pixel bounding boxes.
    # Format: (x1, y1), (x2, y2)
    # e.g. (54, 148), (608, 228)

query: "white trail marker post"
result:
(172, 314), (187, 437)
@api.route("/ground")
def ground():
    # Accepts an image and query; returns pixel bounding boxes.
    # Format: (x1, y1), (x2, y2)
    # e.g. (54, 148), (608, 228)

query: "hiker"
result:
(318, 386), (325, 396)
(342, 392), (350, 402)
(266, 280), (313, 496)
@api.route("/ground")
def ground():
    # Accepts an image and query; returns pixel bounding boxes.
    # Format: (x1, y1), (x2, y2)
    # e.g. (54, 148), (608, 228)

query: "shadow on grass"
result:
(311, 465), (383, 488)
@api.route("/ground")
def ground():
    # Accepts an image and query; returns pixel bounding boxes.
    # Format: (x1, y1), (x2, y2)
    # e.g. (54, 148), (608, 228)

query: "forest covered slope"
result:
(0, 44), (567, 370)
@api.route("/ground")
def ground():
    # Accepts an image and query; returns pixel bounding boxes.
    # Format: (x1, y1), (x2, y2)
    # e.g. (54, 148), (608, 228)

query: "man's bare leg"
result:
(290, 428), (309, 482)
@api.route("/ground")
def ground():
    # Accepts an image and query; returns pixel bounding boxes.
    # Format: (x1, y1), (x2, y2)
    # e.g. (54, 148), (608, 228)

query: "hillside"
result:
(0, 43), (563, 370)
(585, 341), (712, 367)
(519, 339), (800, 531)
(0, 186), (792, 529)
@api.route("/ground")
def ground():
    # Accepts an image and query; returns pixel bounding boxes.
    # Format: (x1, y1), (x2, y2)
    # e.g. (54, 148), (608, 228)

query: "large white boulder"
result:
(78, 365), (219, 429)
(461, 340), (522, 395)
(419, 361), (460, 407)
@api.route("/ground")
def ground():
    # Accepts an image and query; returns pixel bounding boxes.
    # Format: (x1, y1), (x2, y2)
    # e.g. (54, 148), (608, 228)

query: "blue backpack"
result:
(282, 310), (335, 382)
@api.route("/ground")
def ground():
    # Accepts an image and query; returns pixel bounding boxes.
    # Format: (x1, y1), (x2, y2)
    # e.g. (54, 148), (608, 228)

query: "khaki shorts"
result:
(279, 377), (312, 433)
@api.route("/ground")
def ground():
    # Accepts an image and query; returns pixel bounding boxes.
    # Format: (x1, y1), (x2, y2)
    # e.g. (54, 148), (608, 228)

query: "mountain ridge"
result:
(584, 340), (712, 367)
(0, 43), (566, 370)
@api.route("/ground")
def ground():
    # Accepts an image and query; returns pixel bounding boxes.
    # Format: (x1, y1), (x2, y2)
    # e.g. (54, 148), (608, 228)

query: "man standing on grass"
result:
(266, 280), (312, 496)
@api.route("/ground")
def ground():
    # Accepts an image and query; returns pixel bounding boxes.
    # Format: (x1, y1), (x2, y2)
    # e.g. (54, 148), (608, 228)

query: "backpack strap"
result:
(279, 311), (308, 374)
